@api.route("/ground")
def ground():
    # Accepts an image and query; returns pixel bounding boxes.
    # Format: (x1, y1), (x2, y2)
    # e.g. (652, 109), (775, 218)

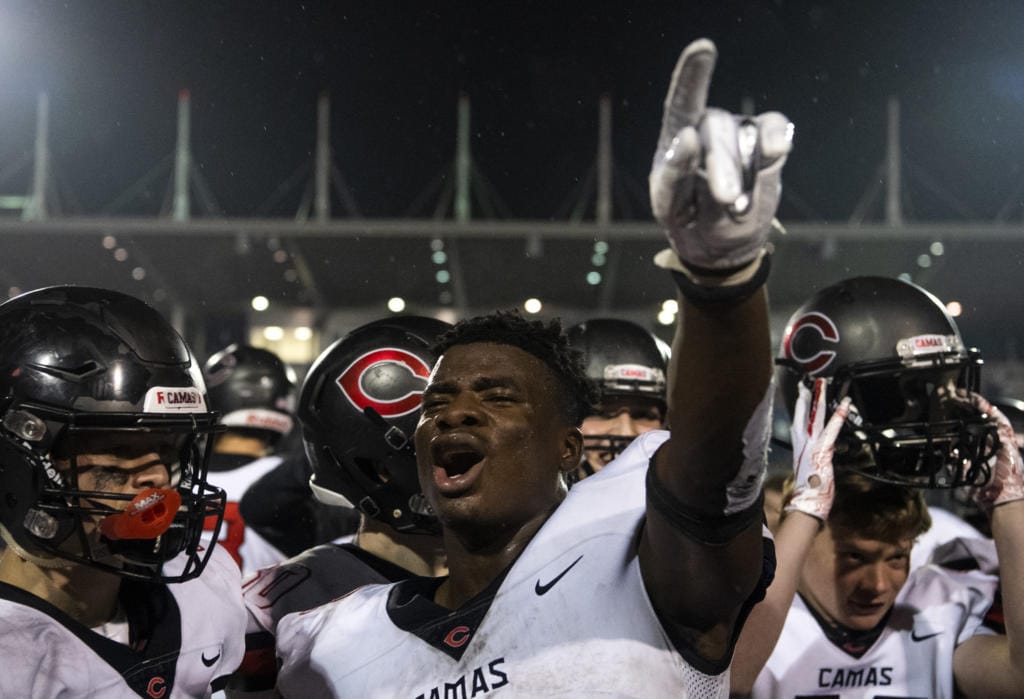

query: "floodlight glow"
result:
(946, 301), (962, 317)
(387, 297), (406, 313)
(251, 295), (270, 311)
(294, 326), (313, 341)
(263, 326), (284, 341)
(524, 298), (542, 314)
(661, 299), (678, 313)
(586, 271), (602, 285)
(930, 242), (945, 256)
(657, 310), (675, 325)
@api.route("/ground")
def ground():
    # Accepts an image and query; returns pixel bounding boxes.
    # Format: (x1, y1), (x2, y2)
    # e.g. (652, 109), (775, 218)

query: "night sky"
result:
(2, 1), (1024, 223)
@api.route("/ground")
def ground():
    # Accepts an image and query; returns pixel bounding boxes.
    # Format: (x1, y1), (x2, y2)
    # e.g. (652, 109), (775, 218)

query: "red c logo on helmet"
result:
(782, 312), (840, 376)
(336, 348), (432, 417)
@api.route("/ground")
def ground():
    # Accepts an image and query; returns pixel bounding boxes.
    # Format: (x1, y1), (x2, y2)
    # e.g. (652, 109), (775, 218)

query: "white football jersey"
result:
(0, 545), (246, 698)
(242, 542), (416, 635)
(911, 506), (988, 571)
(751, 558), (998, 699)
(202, 454), (287, 575)
(277, 430), (772, 698)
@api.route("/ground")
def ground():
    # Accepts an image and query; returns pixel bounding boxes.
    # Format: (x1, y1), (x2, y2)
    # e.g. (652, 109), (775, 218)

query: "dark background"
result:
(2, 1), (1024, 378)
(3, 1), (1024, 220)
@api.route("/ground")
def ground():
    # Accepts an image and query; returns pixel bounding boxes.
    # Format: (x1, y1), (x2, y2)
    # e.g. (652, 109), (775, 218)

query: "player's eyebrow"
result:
(424, 376), (518, 397)
(471, 376), (518, 392)
(73, 458), (166, 474)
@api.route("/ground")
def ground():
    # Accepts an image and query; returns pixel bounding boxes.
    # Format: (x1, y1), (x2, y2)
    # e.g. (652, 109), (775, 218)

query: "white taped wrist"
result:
(654, 247), (769, 287)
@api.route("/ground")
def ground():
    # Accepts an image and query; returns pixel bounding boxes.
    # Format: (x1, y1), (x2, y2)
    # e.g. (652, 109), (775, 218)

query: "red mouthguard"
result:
(99, 488), (182, 540)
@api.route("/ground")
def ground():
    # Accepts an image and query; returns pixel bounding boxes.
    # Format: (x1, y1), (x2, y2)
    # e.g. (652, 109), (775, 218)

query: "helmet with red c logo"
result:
(298, 315), (451, 533)
(776, 276), (994, 489)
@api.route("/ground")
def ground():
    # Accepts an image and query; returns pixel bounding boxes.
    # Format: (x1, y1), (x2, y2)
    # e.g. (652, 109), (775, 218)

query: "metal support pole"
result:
(315, 91), (331, 222)
(455, 94), (471, 222)
(885, 96), (902, 226)
(597, 94), (613, 226)
(173, 89), (192, 221)
(24, 92), (49, 221)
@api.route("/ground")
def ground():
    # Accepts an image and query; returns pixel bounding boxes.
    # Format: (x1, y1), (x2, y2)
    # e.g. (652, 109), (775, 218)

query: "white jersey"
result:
(243, 542), (413, 636)
(202, 453), (287, 575)
(0, 545), (246, 698)
(277, 430), (771, 698)
(911, 506), (988, 571)
(751, 554), (998, 699)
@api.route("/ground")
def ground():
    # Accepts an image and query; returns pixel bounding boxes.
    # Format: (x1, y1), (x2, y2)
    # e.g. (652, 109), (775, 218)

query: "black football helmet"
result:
(567, 318), (670, 465)
(203, 344), (296, 444)
(0, 286), (225, 582)
(776, 276), (996, 489)
(298, 315), (451, 534)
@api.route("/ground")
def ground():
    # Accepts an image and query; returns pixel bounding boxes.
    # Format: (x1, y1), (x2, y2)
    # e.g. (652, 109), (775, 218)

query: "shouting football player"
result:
(275, 37), (790, 697)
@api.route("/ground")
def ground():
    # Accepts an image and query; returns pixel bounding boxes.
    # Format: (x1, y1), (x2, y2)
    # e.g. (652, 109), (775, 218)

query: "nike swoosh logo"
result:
(201, 650), (221, 667)
(911, 630), (941, 642)
(535, 555), (583, 595)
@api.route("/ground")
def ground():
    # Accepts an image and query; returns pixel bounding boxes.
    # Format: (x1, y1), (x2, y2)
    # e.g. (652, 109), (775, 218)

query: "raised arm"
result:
(729, 381), (850, 694)
(952, 395), (1024, 699)
(638, 37), (793, 663)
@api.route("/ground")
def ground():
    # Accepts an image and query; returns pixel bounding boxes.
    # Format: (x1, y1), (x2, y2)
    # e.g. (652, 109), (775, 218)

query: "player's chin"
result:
(842, 602), (891, 629)
(429, 494), (483, 528)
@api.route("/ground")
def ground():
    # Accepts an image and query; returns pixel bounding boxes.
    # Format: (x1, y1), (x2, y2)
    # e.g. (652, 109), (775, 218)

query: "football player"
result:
(201, 344), (297, 574)
(730, 276), (1024, 698)
(227, 315), (449, 695)
(0, 286), (246, 697)
(275, 37), (790, 696)
(566, 317), (670, 479)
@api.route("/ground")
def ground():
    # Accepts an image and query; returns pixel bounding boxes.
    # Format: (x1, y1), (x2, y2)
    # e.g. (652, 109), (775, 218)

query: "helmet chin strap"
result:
(0, 524), (75, 571)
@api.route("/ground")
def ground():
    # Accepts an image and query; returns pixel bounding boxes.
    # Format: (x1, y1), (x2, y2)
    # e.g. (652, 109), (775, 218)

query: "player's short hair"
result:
(783, 469), (931, 543)
(434, 310), (596, 427)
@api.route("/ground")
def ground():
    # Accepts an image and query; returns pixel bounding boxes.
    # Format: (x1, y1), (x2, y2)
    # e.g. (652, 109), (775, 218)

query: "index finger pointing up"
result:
(657, 38), (717, 152)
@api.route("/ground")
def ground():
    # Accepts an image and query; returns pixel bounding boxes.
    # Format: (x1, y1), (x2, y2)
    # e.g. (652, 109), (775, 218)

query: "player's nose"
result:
(859, 564), (892, 595)
(435, 393), (483, 430)
(610, 411), (641, 436)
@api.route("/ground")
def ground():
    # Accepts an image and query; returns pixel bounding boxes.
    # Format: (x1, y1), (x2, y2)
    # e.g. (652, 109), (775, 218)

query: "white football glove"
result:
(650, 38), (793, 273)
(785, 379), (851, 521)
(970, 393), (1024, 511)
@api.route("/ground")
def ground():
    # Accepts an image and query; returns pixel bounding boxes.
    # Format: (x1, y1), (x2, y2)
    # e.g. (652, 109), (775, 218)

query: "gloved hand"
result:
(785, 379), (851, 521)
(650, 38), (793, 275)
(970, 393), (1024, 511)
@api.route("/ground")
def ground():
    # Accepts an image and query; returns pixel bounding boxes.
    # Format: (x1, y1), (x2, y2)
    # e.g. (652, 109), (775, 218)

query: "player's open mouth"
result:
(846, 599), (886, 616)
(430, 436), (485, 494)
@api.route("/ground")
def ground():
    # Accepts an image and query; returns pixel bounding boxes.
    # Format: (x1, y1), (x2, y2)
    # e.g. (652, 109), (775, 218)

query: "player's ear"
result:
(558, 427), (584, 474)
